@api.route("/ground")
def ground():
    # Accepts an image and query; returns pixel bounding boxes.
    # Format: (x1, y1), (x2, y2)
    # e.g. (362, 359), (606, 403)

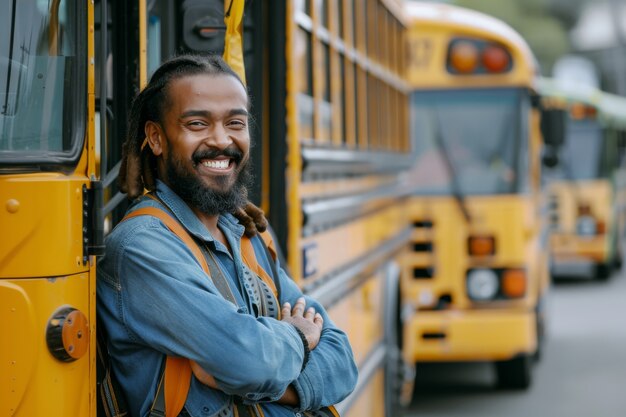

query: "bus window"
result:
(557, 119), (604, 180)
(0, 0), (84, 167)
(296, 27), (314, 141)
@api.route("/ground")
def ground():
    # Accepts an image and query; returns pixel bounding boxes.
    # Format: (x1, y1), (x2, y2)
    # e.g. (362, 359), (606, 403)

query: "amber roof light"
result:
(449, 40), (479, 73)
(447, 38), (513, 75)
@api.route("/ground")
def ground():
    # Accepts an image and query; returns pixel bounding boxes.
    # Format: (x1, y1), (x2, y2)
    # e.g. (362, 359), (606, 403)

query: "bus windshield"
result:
(555, 120), (604, 181)
(0, 0), (84, 169)
(408, 88), (529, 195)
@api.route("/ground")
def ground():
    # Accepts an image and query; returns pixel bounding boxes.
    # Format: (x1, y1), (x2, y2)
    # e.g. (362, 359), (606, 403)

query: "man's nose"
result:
(205, 125), (233, 149)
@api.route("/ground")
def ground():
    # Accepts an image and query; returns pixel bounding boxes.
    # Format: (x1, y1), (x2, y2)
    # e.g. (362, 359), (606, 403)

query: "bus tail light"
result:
(468, 235), (495, 256)
(501, 269), (526, 298)
(482, 44), (510, 73)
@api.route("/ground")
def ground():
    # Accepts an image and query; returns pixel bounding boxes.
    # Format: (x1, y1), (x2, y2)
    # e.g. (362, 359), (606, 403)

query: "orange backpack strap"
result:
(122, 206), (204, 417)
(123, 207), (209, 275)
(258, 231), (277, 261)
(163, 357), (192, 417)
(240, 233), (278, 298)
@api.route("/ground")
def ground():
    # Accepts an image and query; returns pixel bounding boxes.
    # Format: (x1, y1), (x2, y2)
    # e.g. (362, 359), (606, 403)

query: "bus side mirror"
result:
(540, 108), (566, 147)
(542, 146), (559, 168)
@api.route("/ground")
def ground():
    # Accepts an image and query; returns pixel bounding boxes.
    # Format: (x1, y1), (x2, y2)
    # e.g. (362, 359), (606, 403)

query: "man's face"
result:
(155, 73), (252, 215)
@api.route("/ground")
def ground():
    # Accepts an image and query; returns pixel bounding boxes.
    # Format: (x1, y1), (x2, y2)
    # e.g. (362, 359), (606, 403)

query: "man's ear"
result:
(145, 121), (164, 156)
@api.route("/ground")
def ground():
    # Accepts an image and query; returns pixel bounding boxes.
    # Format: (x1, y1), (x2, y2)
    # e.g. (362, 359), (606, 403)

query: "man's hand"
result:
(281, 297), (323, 350)
(190, 360), (219, 388)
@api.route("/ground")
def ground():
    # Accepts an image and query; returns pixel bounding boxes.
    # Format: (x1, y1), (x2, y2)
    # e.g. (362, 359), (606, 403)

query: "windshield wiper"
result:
(433, 112), (471, 223)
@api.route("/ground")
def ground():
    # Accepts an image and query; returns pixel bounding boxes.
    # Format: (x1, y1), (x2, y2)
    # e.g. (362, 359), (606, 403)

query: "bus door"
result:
(95, 0), (143, 229)
(1, 1), (97, 416)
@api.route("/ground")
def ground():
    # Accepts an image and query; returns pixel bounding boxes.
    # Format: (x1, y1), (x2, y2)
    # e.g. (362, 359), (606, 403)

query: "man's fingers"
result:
(282, 302), (292, 318)
(304, 307), (315, 320)
(314, 313), (324, 327)
(292, 297), (306, 317)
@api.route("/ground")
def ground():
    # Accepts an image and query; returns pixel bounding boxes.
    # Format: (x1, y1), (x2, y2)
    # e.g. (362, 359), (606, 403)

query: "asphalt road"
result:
(402, 267), (626, 417)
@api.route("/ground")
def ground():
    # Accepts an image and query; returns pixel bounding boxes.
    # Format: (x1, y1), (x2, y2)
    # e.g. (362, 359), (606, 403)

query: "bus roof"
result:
(538, 76), (626, 128)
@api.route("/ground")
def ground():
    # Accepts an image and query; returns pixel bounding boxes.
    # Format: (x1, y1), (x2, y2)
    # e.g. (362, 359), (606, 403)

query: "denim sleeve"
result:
(275, 267), (358, 411)
(110, 218), (305, 400)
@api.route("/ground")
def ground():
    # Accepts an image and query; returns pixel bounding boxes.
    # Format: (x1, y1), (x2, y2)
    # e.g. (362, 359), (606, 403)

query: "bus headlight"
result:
(466, 269), (499, 301)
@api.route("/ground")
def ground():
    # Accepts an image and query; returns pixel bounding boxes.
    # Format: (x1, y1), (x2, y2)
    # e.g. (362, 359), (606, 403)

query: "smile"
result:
(202, 159), (231, 170)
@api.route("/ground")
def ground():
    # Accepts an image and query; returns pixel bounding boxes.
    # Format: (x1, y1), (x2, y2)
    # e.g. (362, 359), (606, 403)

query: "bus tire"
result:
(594, 262), (611, 281)
(534, 301), (547, 363)
(613, 247), (623, 270)
(614, 253), (623, 270)
(495, 354), (532, 390)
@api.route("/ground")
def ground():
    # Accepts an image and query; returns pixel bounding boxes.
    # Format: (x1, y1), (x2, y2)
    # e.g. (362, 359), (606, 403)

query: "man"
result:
(97, 54), (357, 417)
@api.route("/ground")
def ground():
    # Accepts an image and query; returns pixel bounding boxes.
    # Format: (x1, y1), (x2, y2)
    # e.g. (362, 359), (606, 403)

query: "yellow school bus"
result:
(1, 1), (414, 416)
(400, 3), (550, 389)
(538, 77), (626, 280)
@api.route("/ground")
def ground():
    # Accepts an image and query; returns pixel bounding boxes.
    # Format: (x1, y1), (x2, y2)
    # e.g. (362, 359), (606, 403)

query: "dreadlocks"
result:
(118, 54), (267, 236)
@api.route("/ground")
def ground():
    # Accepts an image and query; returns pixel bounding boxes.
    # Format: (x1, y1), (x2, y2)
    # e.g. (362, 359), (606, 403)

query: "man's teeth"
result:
(202, 160), (230, 169)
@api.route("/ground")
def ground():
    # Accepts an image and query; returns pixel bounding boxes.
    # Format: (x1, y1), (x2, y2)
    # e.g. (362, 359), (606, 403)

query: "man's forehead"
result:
(166, 73), (248, 110)
(171, 73), (246, 94)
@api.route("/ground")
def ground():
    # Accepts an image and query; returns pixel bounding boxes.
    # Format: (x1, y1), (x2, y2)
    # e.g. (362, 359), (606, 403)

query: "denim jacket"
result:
(97, 181), (358, 417)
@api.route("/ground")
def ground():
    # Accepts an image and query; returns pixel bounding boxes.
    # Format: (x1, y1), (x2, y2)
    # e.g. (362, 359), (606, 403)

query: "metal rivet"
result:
(6, 199), (19, 213)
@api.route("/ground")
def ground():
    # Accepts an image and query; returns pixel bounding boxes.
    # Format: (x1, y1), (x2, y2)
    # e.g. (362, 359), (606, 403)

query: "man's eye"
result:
(188, 121), (206, 127)
(228, 119), (247, 128)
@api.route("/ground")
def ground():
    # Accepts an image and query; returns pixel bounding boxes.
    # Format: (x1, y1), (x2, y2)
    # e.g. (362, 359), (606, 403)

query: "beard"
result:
(165, 146), (252, 216)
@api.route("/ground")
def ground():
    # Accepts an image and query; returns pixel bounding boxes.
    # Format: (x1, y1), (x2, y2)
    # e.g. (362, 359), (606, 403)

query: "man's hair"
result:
(118, 54), (246, 199)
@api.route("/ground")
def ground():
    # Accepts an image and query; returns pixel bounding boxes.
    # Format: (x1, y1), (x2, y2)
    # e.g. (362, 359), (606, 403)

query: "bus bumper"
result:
(405, 309), (536, 363)
(550, 234), (608, 264)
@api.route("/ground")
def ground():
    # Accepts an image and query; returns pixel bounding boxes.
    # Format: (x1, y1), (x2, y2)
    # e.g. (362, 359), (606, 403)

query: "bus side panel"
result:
(0, 272), (94, 417)
(326, 270), (386, 417)
(343, 370), (385, 417)
(303, 204), (411, 415)
(0, 177), (90, 278)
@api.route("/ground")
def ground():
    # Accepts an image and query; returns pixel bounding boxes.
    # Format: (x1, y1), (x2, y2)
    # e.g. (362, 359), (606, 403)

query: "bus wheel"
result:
(614, 255), (623, 270)
(534, 302), (547, 363)
(495, 354), (532, 390)
(594, 262), (611, 281)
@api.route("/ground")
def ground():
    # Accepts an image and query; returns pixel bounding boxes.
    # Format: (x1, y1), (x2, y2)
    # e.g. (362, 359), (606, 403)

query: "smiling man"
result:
(96, 54), (357, 417)
(143, 70), (251, 240)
